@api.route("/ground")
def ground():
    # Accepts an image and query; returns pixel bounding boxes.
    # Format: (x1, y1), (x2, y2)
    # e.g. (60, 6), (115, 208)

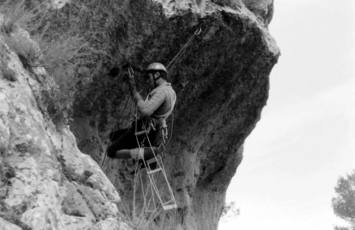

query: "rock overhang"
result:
(0, 0), (280, 229)
(70, 1), (279, 229)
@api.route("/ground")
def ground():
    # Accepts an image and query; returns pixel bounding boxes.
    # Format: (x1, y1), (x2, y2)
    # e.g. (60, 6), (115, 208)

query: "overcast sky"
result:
(219, 0), (355, 230)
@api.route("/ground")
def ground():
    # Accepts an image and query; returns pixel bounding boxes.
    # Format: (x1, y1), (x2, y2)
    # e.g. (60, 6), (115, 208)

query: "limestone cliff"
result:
(0, 20), (127, 230)
(0, 0), (279, 229)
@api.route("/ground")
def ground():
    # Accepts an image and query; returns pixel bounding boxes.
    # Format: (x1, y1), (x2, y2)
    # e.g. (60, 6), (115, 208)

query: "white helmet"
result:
(146, 62), (168, 74)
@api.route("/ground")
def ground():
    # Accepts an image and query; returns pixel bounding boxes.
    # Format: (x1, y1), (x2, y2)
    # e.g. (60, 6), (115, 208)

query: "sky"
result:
(219, 0), (355, 230)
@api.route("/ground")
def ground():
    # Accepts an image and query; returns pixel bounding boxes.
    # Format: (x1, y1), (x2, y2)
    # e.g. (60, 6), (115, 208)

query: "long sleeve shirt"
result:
(137, 82), (176, 120)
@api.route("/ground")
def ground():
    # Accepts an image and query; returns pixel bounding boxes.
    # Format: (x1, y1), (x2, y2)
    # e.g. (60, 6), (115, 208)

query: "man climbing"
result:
(107, 62), (176, 161)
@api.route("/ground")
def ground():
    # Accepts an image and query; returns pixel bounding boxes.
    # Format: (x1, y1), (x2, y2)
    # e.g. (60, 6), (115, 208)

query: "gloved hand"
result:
(126, 66), (144, 105)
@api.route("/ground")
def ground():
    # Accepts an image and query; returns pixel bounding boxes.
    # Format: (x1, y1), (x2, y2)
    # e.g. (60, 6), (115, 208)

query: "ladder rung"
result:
(147, 167), (162, 175)
(162, 203), (178, 211)
(146, 157), (157, 165)
(135, 130), (148, 135)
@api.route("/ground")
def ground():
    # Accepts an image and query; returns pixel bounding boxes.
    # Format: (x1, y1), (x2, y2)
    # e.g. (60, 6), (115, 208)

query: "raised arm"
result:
(127, 68), (165, 116)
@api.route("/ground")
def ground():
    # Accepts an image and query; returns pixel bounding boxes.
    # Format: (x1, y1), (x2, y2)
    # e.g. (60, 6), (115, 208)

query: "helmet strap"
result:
(153, 72), (161, 81)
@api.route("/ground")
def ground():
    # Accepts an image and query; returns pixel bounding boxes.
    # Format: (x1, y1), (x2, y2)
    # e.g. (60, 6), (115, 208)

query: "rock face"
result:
(0, 31), (124, 229)
(0, 0), (279, 229)
(68, 1), (279, 230)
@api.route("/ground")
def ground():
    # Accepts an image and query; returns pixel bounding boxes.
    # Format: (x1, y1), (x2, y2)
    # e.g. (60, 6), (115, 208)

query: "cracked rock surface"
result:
(0, 33), (124, 230)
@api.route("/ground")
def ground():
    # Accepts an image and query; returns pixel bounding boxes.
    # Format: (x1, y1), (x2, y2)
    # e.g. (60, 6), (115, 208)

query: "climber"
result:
(106, 62), (176, 161)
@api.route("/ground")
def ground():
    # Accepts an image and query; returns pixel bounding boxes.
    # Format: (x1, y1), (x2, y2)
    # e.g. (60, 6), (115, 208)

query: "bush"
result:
(0, 0), (97, 127)
(39, 34), (91, 120)
(0, 0), (48, 34)
(2, 25), (42, 68)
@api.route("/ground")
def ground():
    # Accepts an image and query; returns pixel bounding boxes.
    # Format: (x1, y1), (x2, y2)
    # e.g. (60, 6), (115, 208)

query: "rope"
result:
(163, 111), (174, 150)
(100, 145), (107, 167)
(163, 26), (204, 150)
(132, 161), (140, 219)
(166, 27), (202, 70)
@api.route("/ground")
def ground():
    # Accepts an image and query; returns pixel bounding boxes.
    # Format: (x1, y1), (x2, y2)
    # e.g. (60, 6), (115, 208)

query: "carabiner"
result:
(194, 27), (202, 36)
(128, 66), (134, 76)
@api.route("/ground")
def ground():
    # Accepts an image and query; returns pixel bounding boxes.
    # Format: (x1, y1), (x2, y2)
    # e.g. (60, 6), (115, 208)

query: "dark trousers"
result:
(107, 119), (163, 159)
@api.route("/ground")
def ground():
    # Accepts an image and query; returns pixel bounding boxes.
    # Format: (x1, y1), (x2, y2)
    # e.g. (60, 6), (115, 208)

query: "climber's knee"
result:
(143, 147), (158, 160)
(130, 148), (145, 160)
(129, 147), (159, 160)
(108, 146), (160, 160)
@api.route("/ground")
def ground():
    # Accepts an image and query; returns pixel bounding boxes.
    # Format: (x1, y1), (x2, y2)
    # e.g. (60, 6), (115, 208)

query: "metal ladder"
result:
(134, 120), (177, 211)
(145, 155), (177, 211)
